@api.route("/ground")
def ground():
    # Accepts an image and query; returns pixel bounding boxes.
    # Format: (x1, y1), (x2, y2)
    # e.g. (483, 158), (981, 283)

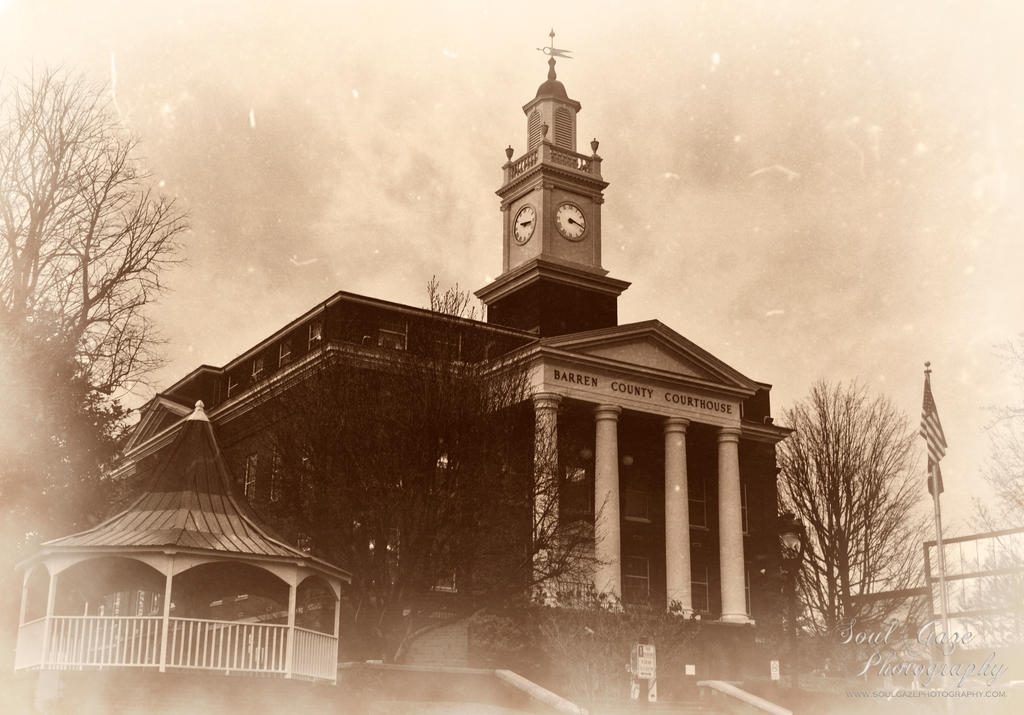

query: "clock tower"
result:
(476, 38), (629, 337)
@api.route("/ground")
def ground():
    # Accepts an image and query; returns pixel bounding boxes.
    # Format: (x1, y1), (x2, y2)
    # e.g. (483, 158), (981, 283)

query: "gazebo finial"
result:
(186, 399), (208, 421)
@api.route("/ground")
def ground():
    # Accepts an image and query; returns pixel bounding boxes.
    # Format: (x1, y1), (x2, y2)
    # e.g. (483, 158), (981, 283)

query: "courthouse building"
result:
(121, 54), (790, 632)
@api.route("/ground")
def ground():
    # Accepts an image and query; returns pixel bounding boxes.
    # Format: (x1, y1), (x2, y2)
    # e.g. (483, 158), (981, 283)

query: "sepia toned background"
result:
(2, 0), (1021, 532)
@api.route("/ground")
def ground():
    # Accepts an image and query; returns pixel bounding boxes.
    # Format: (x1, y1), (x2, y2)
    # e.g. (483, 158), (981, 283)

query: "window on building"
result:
(378, 318), (407, 350)
(624, 487), (650, 522)
(527, 110), (542, 150)
(297, 533), (313, 553)
(386, 528), (400, 585)
(226, 374), (239, 399)
(553, 106), (573, 149)
(386, 528), (400, 556)
(297, 454), (317, 502)
(270, 452), (282, 503)
(745, 565), (752, 616)
(566, 466), (586, 483)
(308, 319), (323, 348)
(432, 330), (462, 360)
(691, 564), (710, 614)
(623, 556), (650, 603)
(561, 466), (592, 523)
(689, 472), (707, 528)
(278, 340), (292, 366)
(251, 356), (265, 381)
(433, 570), (457, 593)
(741, 481), (749, 534)
(243, 453), (258, 499)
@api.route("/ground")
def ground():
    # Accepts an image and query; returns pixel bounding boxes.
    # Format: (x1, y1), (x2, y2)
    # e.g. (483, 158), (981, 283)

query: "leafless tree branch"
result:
(0, 68), (186, 394)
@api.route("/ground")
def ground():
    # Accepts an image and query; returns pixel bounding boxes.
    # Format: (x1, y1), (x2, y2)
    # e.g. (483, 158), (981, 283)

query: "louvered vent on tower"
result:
(527, 111), (542, 150)
(554, 107), (573, 150)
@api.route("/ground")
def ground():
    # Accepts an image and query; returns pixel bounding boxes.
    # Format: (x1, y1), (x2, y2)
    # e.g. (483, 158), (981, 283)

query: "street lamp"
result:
(778, 511), (806, 689)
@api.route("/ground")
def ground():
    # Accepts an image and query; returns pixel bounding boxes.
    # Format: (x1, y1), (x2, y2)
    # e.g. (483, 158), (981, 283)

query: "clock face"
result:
(513, 204), (536, 245)
(555, 202), (586, 241)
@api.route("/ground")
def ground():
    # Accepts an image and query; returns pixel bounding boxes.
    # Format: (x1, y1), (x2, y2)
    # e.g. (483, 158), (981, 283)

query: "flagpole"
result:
(931, 461), (952, 653)
(924, 362), (953, 699)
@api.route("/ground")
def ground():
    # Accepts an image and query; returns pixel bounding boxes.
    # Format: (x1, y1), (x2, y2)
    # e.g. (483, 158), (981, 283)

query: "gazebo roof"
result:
(41, 401), (348, 581)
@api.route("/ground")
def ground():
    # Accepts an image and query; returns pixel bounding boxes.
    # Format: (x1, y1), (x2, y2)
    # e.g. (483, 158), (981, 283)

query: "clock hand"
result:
(567, 217), (582, 226)
(519, 220), (533, 226)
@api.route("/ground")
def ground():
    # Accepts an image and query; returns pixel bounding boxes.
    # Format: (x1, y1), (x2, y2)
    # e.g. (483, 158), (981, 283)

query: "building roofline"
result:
(163, 365), (224, 396)
(166, 288), (537, 391)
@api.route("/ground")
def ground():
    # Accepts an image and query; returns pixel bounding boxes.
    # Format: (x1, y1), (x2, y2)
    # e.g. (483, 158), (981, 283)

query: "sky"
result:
(1, 0), (1021, 533)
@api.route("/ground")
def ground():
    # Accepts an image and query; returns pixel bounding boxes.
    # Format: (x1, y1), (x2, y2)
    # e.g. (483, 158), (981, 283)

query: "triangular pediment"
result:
(541, 321), (760, 392)
(581, 339), (717, 380)
(124, 395), (193, 452)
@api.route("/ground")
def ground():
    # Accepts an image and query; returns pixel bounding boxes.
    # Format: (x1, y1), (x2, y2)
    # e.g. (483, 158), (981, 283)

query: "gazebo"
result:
(14, 401), (350, 683)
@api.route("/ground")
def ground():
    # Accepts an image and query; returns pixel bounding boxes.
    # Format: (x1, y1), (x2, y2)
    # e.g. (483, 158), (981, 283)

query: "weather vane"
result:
(537, 29), (572, 59)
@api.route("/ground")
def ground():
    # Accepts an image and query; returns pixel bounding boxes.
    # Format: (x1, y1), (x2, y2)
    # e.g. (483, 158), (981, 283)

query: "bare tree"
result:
(426, 274), (481, 320)
(777, 381), (927, 636)
(0, 69), (186, 394)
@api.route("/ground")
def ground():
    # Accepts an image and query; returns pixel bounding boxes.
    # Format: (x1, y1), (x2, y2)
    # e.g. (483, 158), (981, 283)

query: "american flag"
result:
(920, 364), (947, 496)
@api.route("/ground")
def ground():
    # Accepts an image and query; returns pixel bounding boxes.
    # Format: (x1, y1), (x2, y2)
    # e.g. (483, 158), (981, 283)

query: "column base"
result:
(718, 613), (754, 625)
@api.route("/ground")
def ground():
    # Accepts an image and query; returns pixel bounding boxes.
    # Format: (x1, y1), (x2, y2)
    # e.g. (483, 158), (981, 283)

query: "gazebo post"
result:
(332, 581), (341, 684)
(284, 577), (297, 678)
(40, 570), (59, 666)
(18, 569), (30, 626)
(333, 584), (341, 639)
(159, 561), (174, 672)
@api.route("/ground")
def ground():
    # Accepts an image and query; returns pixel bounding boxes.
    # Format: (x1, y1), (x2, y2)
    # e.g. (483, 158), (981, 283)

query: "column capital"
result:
(532, 391), (563, 411)
(717, 426), (742, 444)
(594, 404), (622, 421)
(664, 416), (690, 434)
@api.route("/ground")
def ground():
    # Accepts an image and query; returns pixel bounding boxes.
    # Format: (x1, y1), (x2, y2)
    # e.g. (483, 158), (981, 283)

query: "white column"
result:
(532, 393), (562, 546)
(40, 570), (58, 665)
(664, 417), (692, 615)
(18, 569), (30, 625)
(594, 405), (622, 599)
(717, 427), (749, 623)
(333, 583), (341, 638)
(331, 580), (341, 684)
(284, 579), (297, 678)
(158, 562), (174, 672)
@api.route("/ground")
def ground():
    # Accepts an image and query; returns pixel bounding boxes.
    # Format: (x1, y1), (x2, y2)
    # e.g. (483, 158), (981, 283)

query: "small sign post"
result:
(630, 642), (658, 703)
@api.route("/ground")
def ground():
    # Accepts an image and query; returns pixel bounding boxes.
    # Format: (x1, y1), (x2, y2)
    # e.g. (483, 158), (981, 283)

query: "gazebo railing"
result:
(16, 615), (336, 682)
(46, 616), (162, 668)
(291, 626), (338, 681)
(166, 618), (288, 673)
